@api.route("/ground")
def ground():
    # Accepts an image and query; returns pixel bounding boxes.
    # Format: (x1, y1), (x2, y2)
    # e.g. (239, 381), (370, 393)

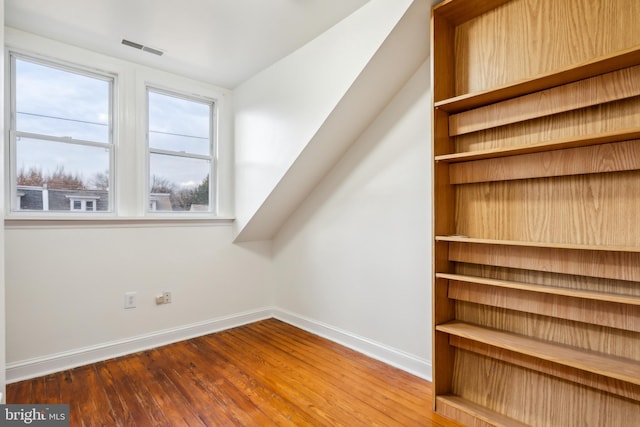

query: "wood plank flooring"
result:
(7, 318), (462, 426)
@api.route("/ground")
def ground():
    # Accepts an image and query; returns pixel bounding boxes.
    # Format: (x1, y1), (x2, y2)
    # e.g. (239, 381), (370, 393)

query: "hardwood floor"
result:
(7, 319), (462, 426)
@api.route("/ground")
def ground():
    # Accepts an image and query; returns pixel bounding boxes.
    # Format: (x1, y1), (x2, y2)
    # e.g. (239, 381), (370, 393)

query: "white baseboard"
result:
(7, 307), (432, 383)
(273, 308), (432, 381)
(6, 308), (274, 383)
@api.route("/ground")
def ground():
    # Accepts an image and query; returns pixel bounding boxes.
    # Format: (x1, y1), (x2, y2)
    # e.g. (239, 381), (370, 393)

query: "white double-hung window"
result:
(9, 53), (114, 213)
(6, 30), (231, 220)
(147, 88), (215, 214)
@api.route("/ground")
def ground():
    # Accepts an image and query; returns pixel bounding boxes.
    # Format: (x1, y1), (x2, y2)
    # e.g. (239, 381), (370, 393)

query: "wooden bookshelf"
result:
(430, 0), (640, 425)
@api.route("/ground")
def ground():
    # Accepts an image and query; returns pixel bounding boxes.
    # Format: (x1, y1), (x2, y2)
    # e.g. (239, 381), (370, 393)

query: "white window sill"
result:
(4, 216), (235, 229)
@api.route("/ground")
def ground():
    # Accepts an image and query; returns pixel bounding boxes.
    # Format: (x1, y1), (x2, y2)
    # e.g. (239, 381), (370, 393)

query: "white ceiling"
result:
(5, 0), (370, 88)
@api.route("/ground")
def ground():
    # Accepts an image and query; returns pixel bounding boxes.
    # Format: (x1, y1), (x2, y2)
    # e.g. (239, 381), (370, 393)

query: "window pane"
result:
(15, 137), (110, 212)
(148, 90), (211, 156)
(149, 153), (210, 212)
(15, 58), (111, 143)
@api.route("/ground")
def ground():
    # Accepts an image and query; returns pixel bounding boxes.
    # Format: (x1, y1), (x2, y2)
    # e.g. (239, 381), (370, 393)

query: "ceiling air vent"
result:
(142, 46), (164, 56)
(121, 39), (164, 56)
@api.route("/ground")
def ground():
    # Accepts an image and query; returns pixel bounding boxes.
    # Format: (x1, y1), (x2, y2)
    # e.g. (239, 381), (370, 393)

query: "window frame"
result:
(7, 51), (116, 216)
(145, 86), (218, 215)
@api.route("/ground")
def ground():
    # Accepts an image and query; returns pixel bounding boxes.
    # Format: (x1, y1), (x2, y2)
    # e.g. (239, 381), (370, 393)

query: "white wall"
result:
(5, 224), (273, 380)
(272, 61), (433, 378)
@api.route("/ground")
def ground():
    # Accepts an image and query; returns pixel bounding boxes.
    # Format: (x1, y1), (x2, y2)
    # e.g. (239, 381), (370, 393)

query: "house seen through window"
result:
(10, 54), (113, 213)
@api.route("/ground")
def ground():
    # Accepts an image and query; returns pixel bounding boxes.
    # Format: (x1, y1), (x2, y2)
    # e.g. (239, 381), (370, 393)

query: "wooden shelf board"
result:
(443, 275), (640, 332)
(449, 138), (640, 184)
(435, 236), (640, 253)
(449, 335), (640, 403)
(434, 127), (640, 163)
(436, 395), (529, 427)
(445, 240), (640, 282)
(436, 321), (640, 386)
(436, 273), (640, 306)
(448, 65), (640, 136)
(434, 44), (640, 112)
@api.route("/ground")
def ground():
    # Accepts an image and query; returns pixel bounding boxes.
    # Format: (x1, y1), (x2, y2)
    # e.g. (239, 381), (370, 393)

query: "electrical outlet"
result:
(124, 291), (137, 309)
(163, 291), (172, 304)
